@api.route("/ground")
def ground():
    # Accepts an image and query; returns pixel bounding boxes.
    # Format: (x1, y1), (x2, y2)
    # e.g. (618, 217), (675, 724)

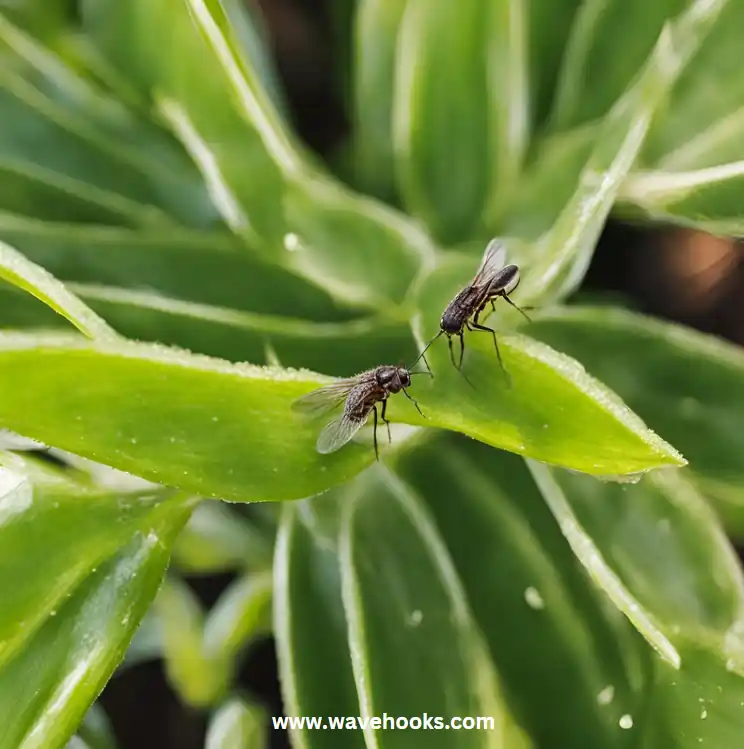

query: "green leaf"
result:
(525, 306), (744, 532)
(415, 263), (684, 469)
(528, 463), (670, 667)
(205, 697), (267, 749)
(0, 453), (193, 749)
(70, 704), (117, 749)
(0, 215), (350, 321)
(1, 0), (74, 48)
(618, 160), (744, 236)
(393, 0), (528, 241)
(543, 466), (744, 649)
(0, 332), (374, 502)
(0, 68), (214, 227)
(393, 436), (650, 749)
(504, 0), (728, 304)
(615, 1), (744, 233)
(82, 0), (431, 307)
(643, 1), (744, 167)
(526, 461), (744, 745)
(0, 15), (220, 227)
(204, 571), (273, 668)
(340, 466), (530, 748)
(0, 328), (685, 504)
(509, 18), (698, 304)
(172, 502), (273, 574)
(642, 643), (744, 749)
(0, 239), (116, 339)
(0, 159), (174, 227)
(274, 498), (364, 749)
(548, 0), (689, 130)
(0, 452), (185, 666)
(156, 575), (227, 707)
(351, 0), (407, 201)
(527, 0), (580, 128)
(0, 283), (414, 374)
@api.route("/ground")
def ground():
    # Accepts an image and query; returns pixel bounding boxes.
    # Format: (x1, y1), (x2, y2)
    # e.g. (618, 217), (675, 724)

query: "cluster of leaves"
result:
(2, 0), (744, 748)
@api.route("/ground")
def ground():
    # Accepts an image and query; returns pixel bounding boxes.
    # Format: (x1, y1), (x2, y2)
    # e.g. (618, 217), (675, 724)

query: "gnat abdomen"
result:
(441, 286), (482, 334)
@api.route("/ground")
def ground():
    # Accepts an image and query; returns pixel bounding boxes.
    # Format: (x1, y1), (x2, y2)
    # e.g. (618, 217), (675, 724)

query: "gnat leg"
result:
(372, 405), (379, 461)
(403, 388), (426, 419)
(448, 335), (458, 368)
(502, 293), (532, 323)
(381, 398), (392, 443)
(469, 317), (511, 387)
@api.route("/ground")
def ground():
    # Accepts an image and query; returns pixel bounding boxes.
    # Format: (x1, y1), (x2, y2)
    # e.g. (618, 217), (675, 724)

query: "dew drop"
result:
(408, 610), (423, 627)
(524, 587), (545, 610)
(597, 686), (615, 706)
(701, 709), (708, 720)
(619, 715), (633, 730)
(284, 233), (301, 252)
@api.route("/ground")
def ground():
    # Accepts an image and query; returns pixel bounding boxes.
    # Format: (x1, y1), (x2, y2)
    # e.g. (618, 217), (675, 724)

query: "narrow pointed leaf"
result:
(644, 1), (744, 166)
(0, 454), (193, 749)
(394, 0), (528, 241)
(528, 0), (581, 128)
(0, 452), (184, 667)
(340, 467), (529, 748)
(82, 0), (431, 306)
(274, 499), (364, 749)
(172, 502), (273, 574)
(549, 0), (691, 130)
(0, 332), (375, 502)
(205, 697), (267, 749)
(204, 571), (272, 664)
(0, 69), (215, 227)
(527, 460), (681, 668)
(618, 163), (744, 235)
(526, 306), (744, 531)
(0, 526), (188, 749)
(512, 22), (683, 303)
(544, 467), (744, 650)
(351, 0), (407, 200)
(0, 160), (174, 227)
(0, 240), (116, 339)
(156, 575), (227, 707)
(0, 283), (414, 375)
(0, 15), (220, 227)
(508, 0), (728, 304)
(393, 436), (650, 749)
(0, 330), (683, 505)
(0, 215), (349, 321)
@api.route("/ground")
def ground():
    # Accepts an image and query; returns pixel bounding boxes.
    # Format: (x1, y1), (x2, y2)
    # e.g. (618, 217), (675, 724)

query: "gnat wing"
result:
(316, 413), (366, 454)
(472, 239), (507, 287)
(292, 379), (358, 417)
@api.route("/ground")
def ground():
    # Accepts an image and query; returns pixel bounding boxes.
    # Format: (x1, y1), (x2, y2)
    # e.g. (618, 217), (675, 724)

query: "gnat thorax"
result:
(375, 365), (411, 392)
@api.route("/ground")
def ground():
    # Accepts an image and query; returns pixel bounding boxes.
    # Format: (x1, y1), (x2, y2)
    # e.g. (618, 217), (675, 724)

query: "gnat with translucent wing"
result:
(414, 238), (532, 382)
(292, 365), (429, 459)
